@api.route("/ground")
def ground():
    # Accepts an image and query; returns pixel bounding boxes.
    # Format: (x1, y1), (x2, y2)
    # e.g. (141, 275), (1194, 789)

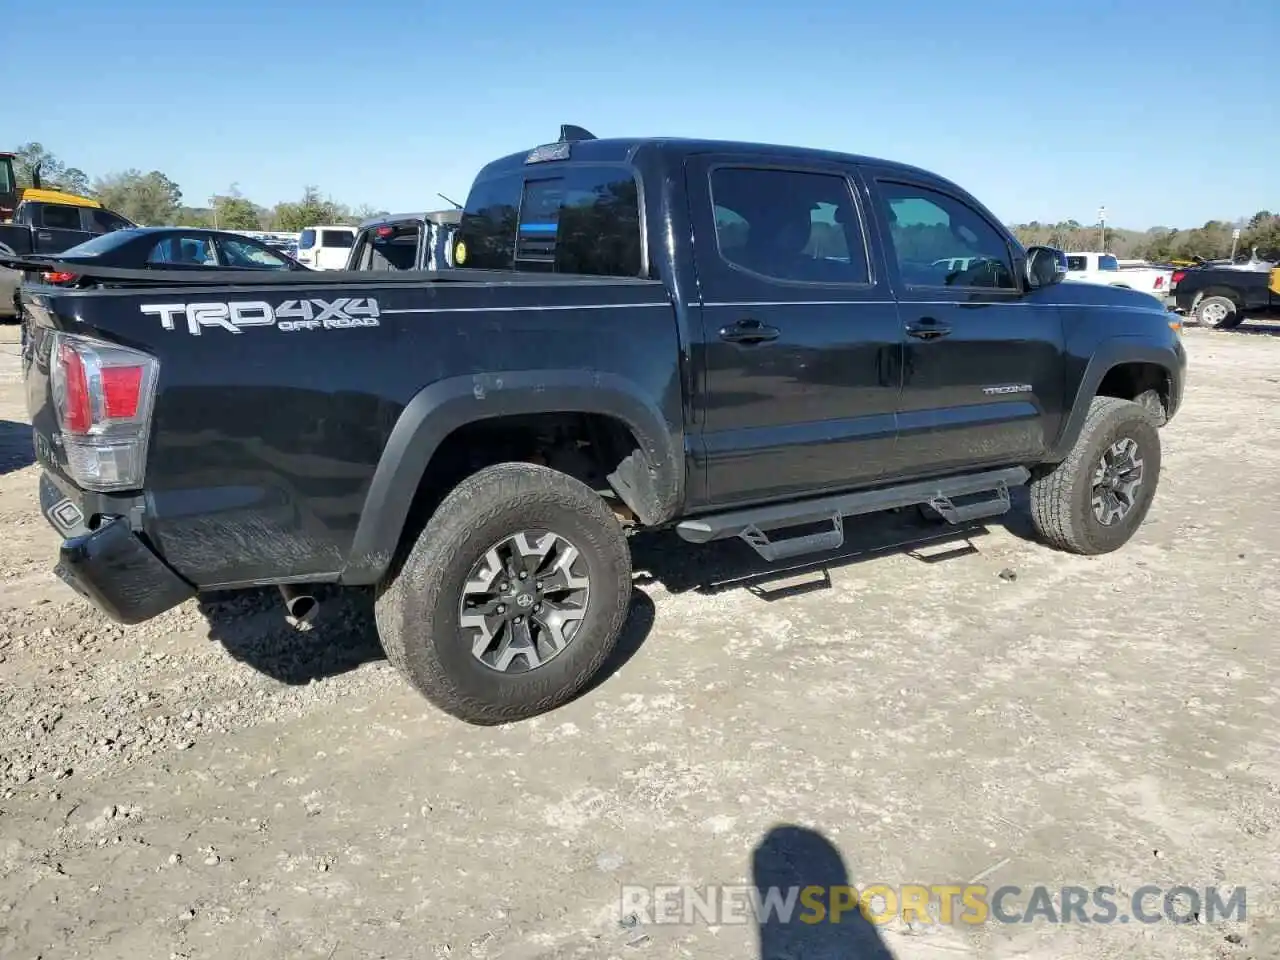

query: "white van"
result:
(296, 225), (356, 270)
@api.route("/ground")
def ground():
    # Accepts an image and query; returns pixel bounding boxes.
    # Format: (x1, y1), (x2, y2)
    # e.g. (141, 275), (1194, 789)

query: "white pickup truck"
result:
(1064, 252), (1172, 302)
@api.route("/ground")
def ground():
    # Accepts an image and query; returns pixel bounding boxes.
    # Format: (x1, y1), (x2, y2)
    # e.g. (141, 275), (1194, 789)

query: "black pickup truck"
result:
(11, 126), (1186, 724)
(1173, 261), (1280, 328)
(0, 198), (135, 258)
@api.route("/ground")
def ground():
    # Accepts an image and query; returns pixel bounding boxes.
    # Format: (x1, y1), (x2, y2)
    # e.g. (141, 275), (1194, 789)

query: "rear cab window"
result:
(38, 205), (85, 231)
(455, 165), (643, 276)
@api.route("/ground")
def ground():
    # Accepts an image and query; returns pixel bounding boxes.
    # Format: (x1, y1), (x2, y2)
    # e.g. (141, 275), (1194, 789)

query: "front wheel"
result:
(1028, 397), (1161, 555)
(375, 462), (632, 725)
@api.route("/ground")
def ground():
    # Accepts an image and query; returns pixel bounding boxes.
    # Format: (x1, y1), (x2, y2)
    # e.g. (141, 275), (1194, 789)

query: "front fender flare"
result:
(1046, 337), (1185, 461)
(340, 370), (683, 584)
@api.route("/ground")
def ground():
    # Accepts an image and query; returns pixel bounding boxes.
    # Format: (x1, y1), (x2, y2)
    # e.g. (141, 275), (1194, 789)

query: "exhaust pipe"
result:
(278, 584), (319, 624)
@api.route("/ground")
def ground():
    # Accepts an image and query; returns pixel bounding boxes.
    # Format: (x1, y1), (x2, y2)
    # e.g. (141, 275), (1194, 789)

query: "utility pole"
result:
(1098, 205), (1106, 252)
(210, 197), (219, 230)
(1230, 227), (1241, 260)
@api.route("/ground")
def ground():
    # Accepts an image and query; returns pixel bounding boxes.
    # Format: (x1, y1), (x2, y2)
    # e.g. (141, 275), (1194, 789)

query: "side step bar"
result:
(675, 467), (1029, 563)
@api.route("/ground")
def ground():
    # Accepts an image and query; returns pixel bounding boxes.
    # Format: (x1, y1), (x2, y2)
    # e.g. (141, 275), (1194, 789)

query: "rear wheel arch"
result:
(1193, 285), (1244, 308)
(340, 371), (682, 585)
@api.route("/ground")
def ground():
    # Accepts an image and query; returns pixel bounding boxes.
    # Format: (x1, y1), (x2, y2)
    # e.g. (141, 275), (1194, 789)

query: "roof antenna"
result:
(437, 192), (462, 210)
(558, 124), (596, 143)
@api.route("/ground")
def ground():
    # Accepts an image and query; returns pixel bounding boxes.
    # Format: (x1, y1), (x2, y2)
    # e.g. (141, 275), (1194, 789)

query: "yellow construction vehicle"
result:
(0, 154), (99, 221)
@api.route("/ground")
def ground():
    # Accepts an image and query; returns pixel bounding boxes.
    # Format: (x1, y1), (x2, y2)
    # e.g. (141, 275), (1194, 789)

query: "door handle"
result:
(37, 231), (52, 241)
(905, 318), (952, 341)
(719, 318), (780, 344)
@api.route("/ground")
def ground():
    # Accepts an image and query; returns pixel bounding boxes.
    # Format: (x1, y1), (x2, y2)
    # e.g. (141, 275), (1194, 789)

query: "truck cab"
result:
(1065, 251), (1171, 301)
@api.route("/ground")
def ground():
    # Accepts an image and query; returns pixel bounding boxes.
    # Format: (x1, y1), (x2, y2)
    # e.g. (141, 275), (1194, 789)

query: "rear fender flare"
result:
(1047, 339), (1181, 461)
(341, 369), (682, 584)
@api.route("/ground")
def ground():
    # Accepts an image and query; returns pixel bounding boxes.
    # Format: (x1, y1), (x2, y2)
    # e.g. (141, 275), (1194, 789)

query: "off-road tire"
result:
(1193, 294), (1241, 329)
(375, 462), (631, 725)
(1028, 396), (1161, 555)
(1134, 388), (1167, 427)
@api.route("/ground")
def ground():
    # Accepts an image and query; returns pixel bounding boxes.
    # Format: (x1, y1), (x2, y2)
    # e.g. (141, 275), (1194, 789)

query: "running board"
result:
(676, 467), (1029, 563)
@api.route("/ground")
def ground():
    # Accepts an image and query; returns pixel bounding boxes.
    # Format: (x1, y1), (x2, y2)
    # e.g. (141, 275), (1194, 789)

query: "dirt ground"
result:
(1, 320), (1279, 960)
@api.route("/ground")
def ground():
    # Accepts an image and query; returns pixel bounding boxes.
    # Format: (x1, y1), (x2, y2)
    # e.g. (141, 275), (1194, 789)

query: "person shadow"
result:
(753, 825), (897, 960)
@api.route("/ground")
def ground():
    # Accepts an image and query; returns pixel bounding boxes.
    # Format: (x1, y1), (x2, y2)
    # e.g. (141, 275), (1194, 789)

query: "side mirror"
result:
(1025, 245), (1068, 289)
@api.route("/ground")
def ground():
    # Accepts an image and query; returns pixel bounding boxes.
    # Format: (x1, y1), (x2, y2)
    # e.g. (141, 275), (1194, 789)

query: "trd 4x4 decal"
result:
(140, 298), (381, 335)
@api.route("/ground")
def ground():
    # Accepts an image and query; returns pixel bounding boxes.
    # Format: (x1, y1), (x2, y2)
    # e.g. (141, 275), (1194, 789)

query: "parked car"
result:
(295, 224), (356, 270)
(1173, 260), (1280, 328)
(10, 125), (1185, 725)
(23, 226), (309, 284)
(345, 210), (461, 271)
(1063, 251), (1172, 301)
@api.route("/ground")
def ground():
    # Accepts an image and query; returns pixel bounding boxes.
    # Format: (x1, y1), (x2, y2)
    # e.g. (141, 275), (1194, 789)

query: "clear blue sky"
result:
(2, 0), (1275, 228)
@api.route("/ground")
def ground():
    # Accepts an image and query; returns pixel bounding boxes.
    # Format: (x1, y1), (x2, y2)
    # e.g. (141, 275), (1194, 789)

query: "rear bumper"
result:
(40, 472), (195, 624)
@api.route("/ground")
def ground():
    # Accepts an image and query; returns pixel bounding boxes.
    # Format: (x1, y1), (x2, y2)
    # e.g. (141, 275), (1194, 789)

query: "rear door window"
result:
(298, 229), (317, 250)
(707, 167), (870, 284)
(216, 237), (292, 269)
(147, 235), (217, 266)
(39, 205), (85, 231)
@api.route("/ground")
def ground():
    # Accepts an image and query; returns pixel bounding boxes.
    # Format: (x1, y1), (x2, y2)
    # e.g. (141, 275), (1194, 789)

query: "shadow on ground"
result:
(198, 585), (386, 685)
(0, 419), (34, 476)
(198, 582), (657, 701)
(631, 503), (1012, 602)
(751, 824), (897, 959)
(1219, 320), (1280, 338)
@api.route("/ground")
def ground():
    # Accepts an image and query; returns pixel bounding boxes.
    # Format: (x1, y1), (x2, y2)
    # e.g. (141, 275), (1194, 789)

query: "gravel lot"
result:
(1, 320), (1278, 960)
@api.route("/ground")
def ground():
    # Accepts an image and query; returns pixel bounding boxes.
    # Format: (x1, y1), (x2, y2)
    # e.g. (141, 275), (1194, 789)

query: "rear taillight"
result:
(41, 271), (78, 284)
(49, 332), (159, 491)
(1171, 270), (1186, 286)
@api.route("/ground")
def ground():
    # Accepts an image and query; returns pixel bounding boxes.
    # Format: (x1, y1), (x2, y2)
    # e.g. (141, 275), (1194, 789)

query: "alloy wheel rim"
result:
(458, 530), (591, 673)
(1091, 437), (1144, 525)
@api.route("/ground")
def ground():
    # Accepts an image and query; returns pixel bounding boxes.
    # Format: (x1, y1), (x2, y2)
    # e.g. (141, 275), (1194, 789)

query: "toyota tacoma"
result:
(9, 125), (1186, 724)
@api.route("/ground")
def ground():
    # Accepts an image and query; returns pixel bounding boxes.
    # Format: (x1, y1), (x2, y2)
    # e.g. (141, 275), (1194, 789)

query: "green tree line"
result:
(1010, 214), (1280, 264)
(9, 142), (387, 232)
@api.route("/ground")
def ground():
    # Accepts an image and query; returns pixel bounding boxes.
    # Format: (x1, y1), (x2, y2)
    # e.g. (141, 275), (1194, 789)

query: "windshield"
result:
(0, 160), (13, 195)
(58, 229), (142, 257)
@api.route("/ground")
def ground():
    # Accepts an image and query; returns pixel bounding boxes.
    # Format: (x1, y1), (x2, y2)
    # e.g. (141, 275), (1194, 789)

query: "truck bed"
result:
(20, 264), (682, 593)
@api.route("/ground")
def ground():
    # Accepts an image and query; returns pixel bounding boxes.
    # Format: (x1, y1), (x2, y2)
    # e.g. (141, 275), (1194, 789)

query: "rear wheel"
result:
(1193, 294), (1240, 329)
(1029, 396), (1161, 555)
(375, 462), (632, 725)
